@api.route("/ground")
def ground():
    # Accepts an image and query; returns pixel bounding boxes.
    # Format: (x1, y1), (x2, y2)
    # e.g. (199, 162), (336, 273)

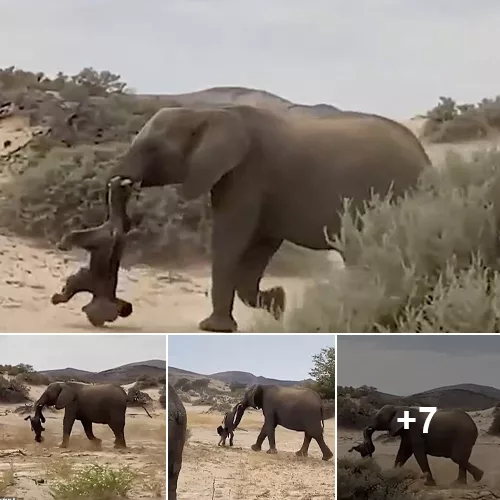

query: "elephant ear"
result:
(181, 109), (250, 201)
(55, 384), (76, 409)
(247, 384), (264, 410)
(389, 409), (410, 436)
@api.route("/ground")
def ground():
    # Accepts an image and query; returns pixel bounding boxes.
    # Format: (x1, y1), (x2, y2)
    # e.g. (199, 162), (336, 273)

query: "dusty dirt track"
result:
(0, 121), (499, 333)
(177, 403), (335, 500)
(338, 407), (500, 499)
(0, 385), (166, 499)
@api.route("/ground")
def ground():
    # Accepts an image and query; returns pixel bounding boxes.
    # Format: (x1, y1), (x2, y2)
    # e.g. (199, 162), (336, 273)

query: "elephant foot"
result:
(452, 478), (467, 487)
(116, 299), (133, 318)
(473, 469), (484, 482)
(114, 441), (127, 449)
(295, 449), (308, 457)
(59, 442), (68, 449)
(51, 293), (67, 305)
(266, 448), (278, 455)
(322, 450), (334, 461)
(199, 313), (237, 333)
(423, 473), (436, 487)
(259, 286), (286, 320)
(251, 444), (262, 452)
(83, 298), (119, 327)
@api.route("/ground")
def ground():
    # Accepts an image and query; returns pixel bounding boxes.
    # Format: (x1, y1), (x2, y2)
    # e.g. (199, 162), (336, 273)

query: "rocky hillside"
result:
(41, 359), (166, 384)
(168, 365), (308, 388)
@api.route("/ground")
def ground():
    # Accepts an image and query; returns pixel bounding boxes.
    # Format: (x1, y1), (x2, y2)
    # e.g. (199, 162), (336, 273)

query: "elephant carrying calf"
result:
(35, 381), (152, 449)
(235, 384), (333, 460)
(365, 404), (484, 486)
(104, 104), (431, 332)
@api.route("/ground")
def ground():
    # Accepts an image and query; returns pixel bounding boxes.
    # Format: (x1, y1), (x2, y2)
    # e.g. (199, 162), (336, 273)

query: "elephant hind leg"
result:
(109, 419), (126, 448)
(296, 434), (312, 457)
(314, 433), (333, 461)
(235, 237), (284, 318)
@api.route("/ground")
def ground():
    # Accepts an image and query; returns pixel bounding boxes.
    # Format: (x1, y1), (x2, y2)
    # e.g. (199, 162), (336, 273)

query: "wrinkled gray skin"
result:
(234, 384), (333, 460)
(24, 406), (46, 443)
(367, 404), (484, 486)
(217, 402), (245, 446)
(169, 384), (187, 500)
(35, 381), (150, 449)
(108, 105), (431, 333)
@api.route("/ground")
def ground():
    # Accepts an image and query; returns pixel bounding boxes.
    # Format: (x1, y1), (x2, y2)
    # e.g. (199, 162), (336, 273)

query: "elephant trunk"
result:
(232, 402), (246, 429)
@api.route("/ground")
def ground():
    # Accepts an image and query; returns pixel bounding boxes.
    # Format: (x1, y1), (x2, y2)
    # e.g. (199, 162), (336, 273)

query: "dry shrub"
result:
(253, 150), (500, 333)
(0, 375), (30, 403)
(337, 457), (438, 500)
(488, 404), (500, 435)
(422, 95), (500, 143)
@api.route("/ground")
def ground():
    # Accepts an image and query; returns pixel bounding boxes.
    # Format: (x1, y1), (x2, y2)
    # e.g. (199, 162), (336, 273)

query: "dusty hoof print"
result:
(199, 314), (237, 333)
(251, 444), (261, 452)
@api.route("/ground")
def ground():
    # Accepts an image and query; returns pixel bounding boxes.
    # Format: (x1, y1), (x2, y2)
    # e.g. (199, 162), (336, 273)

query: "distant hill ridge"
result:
(364, 382), (500, 411)
(40, 359), (166, 385)
(168, 365), (311, 387)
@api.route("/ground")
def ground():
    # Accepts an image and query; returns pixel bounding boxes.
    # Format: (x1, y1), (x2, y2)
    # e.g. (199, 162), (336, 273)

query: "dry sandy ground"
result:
(337, 407), (500, 499)
(0, 123), (499, 333)
(0, 385), (166, 499)
(177, 403), (334, 500)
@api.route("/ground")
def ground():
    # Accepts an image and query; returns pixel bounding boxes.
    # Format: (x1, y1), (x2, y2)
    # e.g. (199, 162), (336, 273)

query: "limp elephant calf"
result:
(107, 105), (431, 332)
(234, 384), (333, 460)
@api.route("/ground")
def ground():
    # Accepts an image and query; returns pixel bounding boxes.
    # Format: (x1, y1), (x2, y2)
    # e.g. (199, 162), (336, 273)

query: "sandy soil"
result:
(0, 125), (498, 333)
(177, 403), (334, 500)
(0, 385), (166, 499)
(337, 407), (500, 499)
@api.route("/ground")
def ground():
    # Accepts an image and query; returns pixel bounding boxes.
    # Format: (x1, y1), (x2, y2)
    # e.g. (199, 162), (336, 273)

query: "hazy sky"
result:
(0, 335), (166, 372)
(168, 335), (334, 380)
(338, 336), (500, 396)
(1, 0), (498, 118)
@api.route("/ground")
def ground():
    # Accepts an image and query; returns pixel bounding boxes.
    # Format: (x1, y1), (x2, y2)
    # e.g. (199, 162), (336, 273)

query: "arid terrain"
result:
(338, 407), (500, 499)
(0, 382), (166, 499)
(178, 402), (334, 500)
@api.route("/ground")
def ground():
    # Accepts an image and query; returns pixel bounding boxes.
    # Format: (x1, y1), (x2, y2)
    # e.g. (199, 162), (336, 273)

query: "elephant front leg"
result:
(81, 419), (102, 449)
(60, 413), (76, 448)
(413, 446), (436, 486)
(394, 438), (413, 468)
(235, 237), (285, 319)
(251, 425), (268, 452)
(199, 203), (259, 333)
(229, 431), (234, 447)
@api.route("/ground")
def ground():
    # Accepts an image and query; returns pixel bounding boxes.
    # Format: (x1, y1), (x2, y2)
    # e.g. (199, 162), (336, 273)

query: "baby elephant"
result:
(348, 427), (375, 458)
(24, 408), (46, 443)
(217, 403), (244, 447)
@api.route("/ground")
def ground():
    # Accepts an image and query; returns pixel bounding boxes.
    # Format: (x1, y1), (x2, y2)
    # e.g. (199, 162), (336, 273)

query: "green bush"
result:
(253, 150), (500, 333)
(337, 457), (436, 500)
(49, 464), (136, 499)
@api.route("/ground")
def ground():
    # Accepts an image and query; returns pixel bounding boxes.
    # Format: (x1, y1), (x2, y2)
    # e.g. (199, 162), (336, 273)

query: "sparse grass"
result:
(47, 457), (76, 480)
(49, 463), (137, 500)
(0, 463), (15, 494)
(253, 150), (500, 333)
(338, 457), (439, 500)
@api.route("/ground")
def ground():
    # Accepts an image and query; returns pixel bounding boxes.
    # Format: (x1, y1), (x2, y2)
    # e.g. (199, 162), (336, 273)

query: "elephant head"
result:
(36, 382), (77, 410)
(232, 384), (264, 429)
(368, 404), (415, 437)
(24, 406), (46, 443)
(108, 106), (251, 201)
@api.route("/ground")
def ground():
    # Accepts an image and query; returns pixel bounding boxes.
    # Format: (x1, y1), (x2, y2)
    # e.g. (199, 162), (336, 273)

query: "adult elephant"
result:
(366, 405), (484, 486)
(168, 384), (187, 500)
(108, 105), (431, 332)
(234, 384), (333, 460)
(35, 381), (151, 448)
